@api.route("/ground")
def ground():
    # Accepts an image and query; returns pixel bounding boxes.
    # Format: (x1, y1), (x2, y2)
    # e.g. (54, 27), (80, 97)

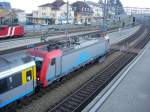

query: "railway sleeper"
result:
(62, 102), (78, 109)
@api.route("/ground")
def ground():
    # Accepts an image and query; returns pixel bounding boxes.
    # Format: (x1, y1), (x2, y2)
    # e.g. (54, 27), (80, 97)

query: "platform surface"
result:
(109, 26), (140, 44)
(95, 41), (150, 112)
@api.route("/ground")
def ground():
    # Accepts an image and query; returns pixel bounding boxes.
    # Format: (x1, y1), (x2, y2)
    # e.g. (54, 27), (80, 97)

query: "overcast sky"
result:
(1, 0), (150, 13)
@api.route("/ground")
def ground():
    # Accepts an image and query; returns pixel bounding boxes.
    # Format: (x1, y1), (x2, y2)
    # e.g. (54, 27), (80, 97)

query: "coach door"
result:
(22, 67), (35, 93)
(46, 58), (56, 81)
(55, 57), (61, 77)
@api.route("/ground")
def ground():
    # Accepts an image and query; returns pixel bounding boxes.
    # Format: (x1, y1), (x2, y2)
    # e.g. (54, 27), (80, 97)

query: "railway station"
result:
(0, 0), (150, 112)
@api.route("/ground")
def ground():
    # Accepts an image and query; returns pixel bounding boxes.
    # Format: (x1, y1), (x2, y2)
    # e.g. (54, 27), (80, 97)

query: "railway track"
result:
(24, 26), (100, 37)
(0, 25), (137, 55)
(47, 24), (150, 112)
(0, 27), (99, 43)
(0, 25), (144, 112)
(0, 24), (134, 44)
(0, 29), (100, 55)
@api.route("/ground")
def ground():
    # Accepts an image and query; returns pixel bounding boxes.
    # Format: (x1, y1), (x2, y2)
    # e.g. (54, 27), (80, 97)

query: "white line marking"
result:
(11, 27), (16, 36)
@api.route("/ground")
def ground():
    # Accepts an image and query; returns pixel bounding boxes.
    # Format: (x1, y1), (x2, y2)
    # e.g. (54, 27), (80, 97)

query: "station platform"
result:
(83, 37), (150, 112)
(109, 25), (140, 44)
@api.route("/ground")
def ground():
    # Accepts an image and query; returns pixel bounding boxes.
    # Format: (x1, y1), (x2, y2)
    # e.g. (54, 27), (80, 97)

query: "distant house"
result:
(86, 1), (103, 22)
(26, 13), (33, 24)
(0, 2), (17, 24)
(13, 9), (26, 23)
(0, 2), (11, 20)
(72, 1), (93, 24)
(31, 0), (74, 25)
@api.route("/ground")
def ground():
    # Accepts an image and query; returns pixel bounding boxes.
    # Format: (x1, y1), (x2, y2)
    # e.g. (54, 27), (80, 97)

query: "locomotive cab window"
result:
(26, 70), (32, 81)
(51, 58), (56, 65)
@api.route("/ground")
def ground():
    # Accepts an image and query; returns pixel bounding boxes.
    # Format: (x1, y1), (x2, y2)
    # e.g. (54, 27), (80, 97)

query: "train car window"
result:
(51, 58), (56, 66)
(12, 73), (22, 87)
(0, 73), (22, 94)
(8, 77), (13, 89)
(9, 77), (13, 83)
(7, 72), (22, 90)
(0, 78), (8, 94)
(26, 70), (32, 82)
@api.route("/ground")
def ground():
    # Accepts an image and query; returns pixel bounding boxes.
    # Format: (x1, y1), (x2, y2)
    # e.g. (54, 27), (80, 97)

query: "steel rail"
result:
(47, 25), (150, 112)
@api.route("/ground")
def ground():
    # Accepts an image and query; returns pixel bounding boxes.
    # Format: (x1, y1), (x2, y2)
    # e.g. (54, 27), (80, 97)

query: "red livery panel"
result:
(29, 49), (62, 87)
(0, 25), (24, 38)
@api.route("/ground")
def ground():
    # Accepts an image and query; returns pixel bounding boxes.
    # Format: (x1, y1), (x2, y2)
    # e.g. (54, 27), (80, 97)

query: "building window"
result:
(42, 13), (46, 16)
(74, 7), (77, 11)
(82, 7), (84, 11)
(42, 7), (46, 10)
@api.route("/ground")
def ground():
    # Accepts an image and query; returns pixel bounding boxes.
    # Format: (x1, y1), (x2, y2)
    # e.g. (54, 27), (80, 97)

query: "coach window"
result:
(0, 78), (8, 94)
(7, 72), (22, 90)
(26, 70), (32, 82)
(12, 73), (22, 88)
(51, 58), (56, 66)
(8, 76), (13, 89)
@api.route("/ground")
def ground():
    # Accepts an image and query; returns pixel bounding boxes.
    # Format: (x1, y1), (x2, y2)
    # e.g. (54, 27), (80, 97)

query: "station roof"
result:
(39, 0), (65, 10)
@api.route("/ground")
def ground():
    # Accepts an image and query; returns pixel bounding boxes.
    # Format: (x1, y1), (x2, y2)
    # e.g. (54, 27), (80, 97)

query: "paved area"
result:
(86, 41), (150, 112)
(109, 26), (140, 44)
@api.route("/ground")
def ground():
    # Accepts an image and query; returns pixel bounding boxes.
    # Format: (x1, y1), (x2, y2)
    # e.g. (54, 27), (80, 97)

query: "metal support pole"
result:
(103, 0), (108, 32)
(67, 0), (69, 24)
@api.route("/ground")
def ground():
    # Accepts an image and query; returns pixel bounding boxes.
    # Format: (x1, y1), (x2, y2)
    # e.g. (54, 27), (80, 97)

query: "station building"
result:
(27, 0), (74, 25)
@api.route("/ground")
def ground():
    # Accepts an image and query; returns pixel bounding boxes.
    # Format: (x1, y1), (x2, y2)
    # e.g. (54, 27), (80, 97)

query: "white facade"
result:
(124, 7), (150, 15)
(32, 3), (74, 25)
(55, 4), (74, 24)
(13, 9), (26, 23)
(17, 12), (26, 23)
(86, 1), (103, 22)
(36, 6), (53, 18)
